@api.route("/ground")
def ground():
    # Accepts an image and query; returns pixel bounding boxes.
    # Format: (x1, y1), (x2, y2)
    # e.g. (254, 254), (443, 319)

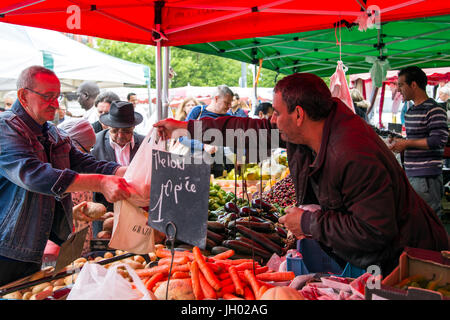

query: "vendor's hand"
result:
(388, 137), (407, 153)
(73, 201), (95, 222)
(278, 206), (305, 239)
(100, 175), (134, 203)
(153, 118), (188, 140)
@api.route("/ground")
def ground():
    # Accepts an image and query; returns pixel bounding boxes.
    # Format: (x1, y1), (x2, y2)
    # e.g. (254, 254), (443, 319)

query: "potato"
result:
(84, 202), (106, 219)
(52, 278), (66, 287)
(53, 286), (64, 292)
(148, 252), (157, 262)
(115, 250), (125, 256)
(154, 244), (164, 251)
(125, 260), (144, 270)
(104, 251), (114, 259)
(96, 230), (111, 239)
(102, 217), (114, 232)
(64, 274), (77, 286)
(94, 256), (103, 262)
(2, 291), (22, 300)
(22, 291), (33, 300)
(133, 255), (146, 264)
(73, 257), (87, 264)
(32, 282), (51, 294)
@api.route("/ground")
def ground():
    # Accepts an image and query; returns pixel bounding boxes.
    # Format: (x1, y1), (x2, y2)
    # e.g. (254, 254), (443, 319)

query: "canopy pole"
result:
(156, 43), (163, 121)
(153, 0), (165, 121)
(163, 47), (170, 119)
(378, 82), (386, 128)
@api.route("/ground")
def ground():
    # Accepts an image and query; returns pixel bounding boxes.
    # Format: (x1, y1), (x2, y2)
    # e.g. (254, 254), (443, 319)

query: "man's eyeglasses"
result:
(25, 88), (63, 102)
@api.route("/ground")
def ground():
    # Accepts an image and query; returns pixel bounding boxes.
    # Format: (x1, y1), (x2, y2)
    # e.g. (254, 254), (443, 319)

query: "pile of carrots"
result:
(135, 246), (295, 300)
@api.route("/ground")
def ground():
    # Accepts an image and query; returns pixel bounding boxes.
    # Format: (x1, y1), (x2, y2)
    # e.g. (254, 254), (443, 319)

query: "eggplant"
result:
(249, 207), (262, 217)
(251, 199), (274, 212)
(263, 211), (280, 223)
(235, 225), (283, 255)
(275, 226), (288, 238)
(207, 229), (225, 244)
(224, 201), (239, 213)
(235, 236), (267, 251)
(239, 206), (251, 217)
(263, 232), (284, 246)
(207, 221), (226, 233)
(228, 220), (274, 233)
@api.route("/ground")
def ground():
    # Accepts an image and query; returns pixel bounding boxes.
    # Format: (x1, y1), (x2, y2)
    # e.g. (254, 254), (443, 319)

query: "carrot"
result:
(220, 277), (234, 287)
(258, 285), (269, 298)
(223, 293), (240, 300)
(234, 261), (259, 271)
(218, 272), (230, 280)
(171, 264), (190, 273)
(244, 269), (261, 299)
(158, 256), (190, 266)
(193, 246), (221, 291)
(189, 261), (204, 300)
(205, 262), (223, 274)
(172, 271), (190, 279)
(258, 280), (275, 289)
(256, 271), (295, 282)
(155, 248), (194, 260)
(243, 286), (255, 300)
(220, 284), (236, 295)
(217, 258), (254, 265)
(229, 266), (244, 296)
(198, 271), (217, 299)
(136, 265), (169, 277)
(145, 272), (165, 291)
(237, 267), (268, 279)
(211, 249), (235, 260)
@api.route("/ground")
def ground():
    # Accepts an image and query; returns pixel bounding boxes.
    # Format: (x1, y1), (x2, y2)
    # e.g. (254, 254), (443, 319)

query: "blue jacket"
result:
(0, 101), (120, 263)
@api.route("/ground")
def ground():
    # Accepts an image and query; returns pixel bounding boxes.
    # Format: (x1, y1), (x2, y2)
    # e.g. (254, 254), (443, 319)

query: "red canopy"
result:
(1, 1), (449, 46)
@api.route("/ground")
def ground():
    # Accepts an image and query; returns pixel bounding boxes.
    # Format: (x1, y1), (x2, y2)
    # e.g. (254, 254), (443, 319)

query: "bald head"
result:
(77, 81), (100, 111)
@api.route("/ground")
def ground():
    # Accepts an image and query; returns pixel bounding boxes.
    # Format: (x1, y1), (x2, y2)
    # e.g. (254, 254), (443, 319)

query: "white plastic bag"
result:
(67, 263), (155, 300)
(123, 127), (166, 208)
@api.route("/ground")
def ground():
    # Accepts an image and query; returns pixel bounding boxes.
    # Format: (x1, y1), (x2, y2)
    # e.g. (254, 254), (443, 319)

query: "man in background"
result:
(78, 81), (100, 123)
(91, 91), (120, 133)
(389, 66), (449, 219)
(228, 93), (248, 117)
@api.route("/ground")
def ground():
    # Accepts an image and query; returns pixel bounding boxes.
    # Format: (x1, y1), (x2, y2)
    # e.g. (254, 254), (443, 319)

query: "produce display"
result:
(205, 183), (295, 261)
(262, 174), (297, 213)
(135, 245), (299, 300)
(0, 250), (154, 300)
(393, 275), (450, 297)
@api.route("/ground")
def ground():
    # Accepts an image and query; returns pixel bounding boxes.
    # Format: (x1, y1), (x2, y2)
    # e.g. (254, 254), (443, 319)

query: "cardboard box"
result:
(365, 247), (449, 300)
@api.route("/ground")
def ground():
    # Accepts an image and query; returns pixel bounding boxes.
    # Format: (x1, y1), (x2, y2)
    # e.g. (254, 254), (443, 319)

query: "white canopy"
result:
(0, 22), (150, 92)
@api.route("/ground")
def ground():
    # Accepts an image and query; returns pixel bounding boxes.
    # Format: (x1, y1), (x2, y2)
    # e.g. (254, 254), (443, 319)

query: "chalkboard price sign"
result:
(148, 150), (211, 249)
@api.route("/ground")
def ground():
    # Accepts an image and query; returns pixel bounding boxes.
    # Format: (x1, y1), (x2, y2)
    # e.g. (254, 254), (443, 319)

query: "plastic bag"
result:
(67, 263), (155, 300)
(123, 127), (166, 208)
(329, 61), (355, 113)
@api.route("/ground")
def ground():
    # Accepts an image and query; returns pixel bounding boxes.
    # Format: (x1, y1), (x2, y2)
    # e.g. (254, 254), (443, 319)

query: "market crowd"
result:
(0, 64), (448, 287)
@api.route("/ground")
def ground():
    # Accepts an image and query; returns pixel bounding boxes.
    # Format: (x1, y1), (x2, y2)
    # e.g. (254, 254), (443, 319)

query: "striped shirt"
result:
(404, 98), (448, 177)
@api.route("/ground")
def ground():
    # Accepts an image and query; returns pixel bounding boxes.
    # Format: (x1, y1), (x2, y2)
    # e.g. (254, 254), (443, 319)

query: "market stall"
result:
(0, 1), (449, 302)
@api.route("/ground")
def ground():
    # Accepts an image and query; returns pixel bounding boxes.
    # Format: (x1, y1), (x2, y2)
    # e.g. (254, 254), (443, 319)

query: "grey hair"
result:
(213, 84), (233, 98)
(95, 91), (120, 107)
(16, 65), (57, 90)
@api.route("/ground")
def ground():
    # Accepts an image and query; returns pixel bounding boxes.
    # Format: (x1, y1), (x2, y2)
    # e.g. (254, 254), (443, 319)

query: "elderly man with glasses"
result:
(0, 66), (134, 286)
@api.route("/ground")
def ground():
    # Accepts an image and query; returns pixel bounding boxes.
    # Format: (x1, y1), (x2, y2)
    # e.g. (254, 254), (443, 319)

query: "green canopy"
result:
(178, 15), (450, 78)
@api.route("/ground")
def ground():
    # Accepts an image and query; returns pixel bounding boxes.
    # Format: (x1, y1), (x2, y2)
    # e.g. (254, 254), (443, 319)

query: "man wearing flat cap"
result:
(91, 100), (145, 236)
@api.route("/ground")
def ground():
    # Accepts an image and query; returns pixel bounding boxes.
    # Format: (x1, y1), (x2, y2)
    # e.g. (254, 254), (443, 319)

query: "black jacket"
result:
(188, 98), (449, 276)
(91, 129), (145, 211)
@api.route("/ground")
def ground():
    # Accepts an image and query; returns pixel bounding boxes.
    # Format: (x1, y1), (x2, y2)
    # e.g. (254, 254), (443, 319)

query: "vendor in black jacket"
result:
(153, 73), (449, 277)
(91, 100), (145, 237)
